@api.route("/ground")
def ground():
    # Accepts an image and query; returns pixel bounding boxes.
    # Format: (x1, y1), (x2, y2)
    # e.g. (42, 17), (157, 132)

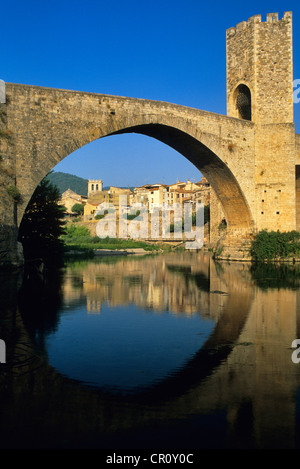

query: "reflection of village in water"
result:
(63, 252), (215, 318)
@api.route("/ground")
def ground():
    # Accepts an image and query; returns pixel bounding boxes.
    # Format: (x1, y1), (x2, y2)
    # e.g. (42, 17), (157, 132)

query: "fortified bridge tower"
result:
(0, 11), (299, 265)
(225, 11), (297, 234)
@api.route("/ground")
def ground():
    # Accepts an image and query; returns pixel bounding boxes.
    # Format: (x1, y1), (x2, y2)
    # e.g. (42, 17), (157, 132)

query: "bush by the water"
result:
(250, 230), (300, 263)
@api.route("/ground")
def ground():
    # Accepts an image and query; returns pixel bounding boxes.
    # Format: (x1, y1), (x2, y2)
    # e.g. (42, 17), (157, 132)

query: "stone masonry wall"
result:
(0, 89), (23, 265)
(227, 12), (293, 125)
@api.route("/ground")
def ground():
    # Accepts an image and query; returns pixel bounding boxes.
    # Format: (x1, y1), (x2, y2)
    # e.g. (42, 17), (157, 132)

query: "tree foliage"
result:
(250, 230), (300, 263)
(18, 174), (67, 265)
(71, 203), (84, 215)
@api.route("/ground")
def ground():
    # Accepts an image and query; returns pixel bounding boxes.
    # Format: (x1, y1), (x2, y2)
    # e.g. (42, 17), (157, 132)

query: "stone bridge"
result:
(0, 11), (299, 265)
(2, 83), (255, 222)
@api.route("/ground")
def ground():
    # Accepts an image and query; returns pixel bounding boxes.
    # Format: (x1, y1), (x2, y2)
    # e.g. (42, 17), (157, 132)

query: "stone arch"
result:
(18, 122), (253, 232)
(234, 83), (252, 121)
(106, 123), (253, 229)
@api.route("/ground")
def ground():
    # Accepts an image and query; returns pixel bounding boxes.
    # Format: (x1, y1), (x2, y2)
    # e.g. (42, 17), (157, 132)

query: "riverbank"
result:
(60, 221), (200, 259)
(65, 247), (160, 257)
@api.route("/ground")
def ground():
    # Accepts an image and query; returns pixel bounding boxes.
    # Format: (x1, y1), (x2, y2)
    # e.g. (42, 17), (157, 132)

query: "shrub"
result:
(250, 230), (300, 263)
(94, 209), (114, 220)
(125, 210), (141, 220)
(71, 203), (84, 216)
(62, 224), (91, 241)
(6, 185), (22, 203)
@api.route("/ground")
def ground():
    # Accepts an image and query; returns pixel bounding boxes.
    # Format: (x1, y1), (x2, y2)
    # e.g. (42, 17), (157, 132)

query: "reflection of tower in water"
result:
(87, 298), (102, 314)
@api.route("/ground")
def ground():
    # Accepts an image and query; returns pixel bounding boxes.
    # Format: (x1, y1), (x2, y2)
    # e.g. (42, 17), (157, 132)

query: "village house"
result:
(83, 180), (132, 219)
(59, 188), (87, 215)
(132, 179), (211, 212)
(167, 178), (210, 209)
(60, 177), (210, 220)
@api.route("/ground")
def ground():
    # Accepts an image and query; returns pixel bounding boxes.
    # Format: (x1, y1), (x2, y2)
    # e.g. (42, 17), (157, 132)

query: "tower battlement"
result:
(227, 11), (292, 37)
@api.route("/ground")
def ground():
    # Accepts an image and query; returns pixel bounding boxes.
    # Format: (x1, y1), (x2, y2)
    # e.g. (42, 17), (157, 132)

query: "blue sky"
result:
(2, 0), (300, 187)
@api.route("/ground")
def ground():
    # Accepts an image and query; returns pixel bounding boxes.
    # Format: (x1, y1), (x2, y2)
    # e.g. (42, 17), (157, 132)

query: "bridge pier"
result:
(209, 225), (253, 262)
(213, 233), (252, 261)
(208, 189), (253, 261)
(0, 91), (23, 268)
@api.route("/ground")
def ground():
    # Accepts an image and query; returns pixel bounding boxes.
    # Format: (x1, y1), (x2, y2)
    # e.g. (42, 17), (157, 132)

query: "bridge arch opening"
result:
(17, 121), (253, 236)
(106, 123), (253, 230)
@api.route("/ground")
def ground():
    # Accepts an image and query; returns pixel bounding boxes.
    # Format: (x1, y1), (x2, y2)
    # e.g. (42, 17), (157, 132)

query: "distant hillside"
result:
(47, 172), (88, 196)
(47, 171), (135, 195)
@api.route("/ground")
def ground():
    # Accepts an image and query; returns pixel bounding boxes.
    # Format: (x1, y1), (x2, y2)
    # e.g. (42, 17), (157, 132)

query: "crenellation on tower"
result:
(266, 12), (278, 22)
(227, 12), (292, 36)
(248, 14), (261, 24)
(236, 21), (247, 32)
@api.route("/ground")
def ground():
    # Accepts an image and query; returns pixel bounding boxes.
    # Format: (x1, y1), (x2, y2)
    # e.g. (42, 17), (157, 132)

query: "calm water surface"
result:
(1, 251), (300, 449)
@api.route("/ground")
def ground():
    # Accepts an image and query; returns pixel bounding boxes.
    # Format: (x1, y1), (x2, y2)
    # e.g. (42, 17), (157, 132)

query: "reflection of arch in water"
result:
(18, 263), (251, 406)
(100, 285), (252, 404)
(1, 260), (254, 448)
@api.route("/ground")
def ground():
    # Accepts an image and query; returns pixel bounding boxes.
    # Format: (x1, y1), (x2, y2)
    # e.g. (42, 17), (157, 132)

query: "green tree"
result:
(18, 174), (67, 265)
(71, 203), (84, 216)
(250, 229), (300, 263)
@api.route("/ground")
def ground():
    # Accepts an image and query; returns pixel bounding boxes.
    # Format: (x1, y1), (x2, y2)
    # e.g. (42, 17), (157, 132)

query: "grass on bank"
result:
(61, 223), (170, 254)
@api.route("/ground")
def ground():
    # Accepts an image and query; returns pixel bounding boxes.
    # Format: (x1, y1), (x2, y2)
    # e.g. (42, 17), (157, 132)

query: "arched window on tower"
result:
(235, 84), (251, 121)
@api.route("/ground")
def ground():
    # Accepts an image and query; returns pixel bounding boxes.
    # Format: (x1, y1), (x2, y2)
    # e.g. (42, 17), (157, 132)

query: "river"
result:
(1, 251), (300, 449)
